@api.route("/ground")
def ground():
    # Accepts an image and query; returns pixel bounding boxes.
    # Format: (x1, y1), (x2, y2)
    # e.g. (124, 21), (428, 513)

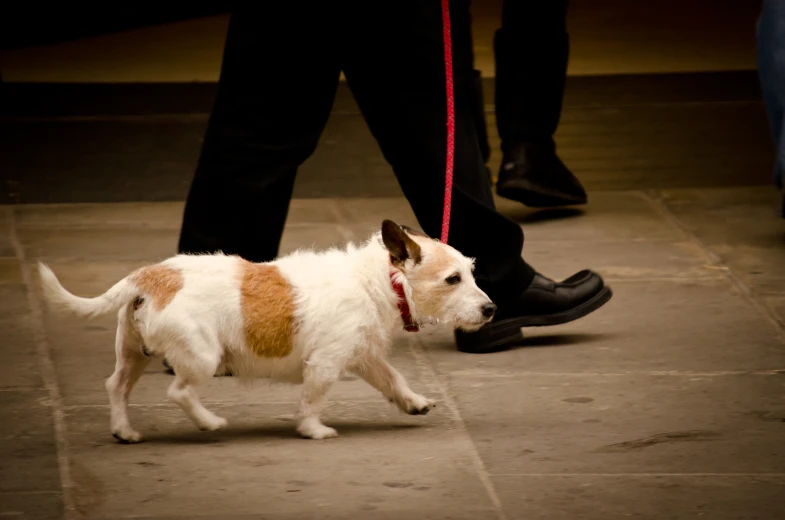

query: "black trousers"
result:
(474, 0), (570, 161)
(178, 1), (535, 303)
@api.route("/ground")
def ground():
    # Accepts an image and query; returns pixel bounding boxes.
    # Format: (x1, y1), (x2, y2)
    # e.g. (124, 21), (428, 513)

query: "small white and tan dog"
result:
(38, 220), (495, 443)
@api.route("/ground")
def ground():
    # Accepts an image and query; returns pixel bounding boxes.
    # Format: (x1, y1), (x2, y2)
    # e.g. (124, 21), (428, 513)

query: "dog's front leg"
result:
(355, 355), (435, 415)
(296, 358), (342, 439)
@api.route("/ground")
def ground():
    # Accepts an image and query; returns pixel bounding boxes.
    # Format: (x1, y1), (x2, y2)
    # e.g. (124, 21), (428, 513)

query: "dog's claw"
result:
(112, 430), (143, 444)
(198, 416), (228, 432)
(407, 400), (435, 415)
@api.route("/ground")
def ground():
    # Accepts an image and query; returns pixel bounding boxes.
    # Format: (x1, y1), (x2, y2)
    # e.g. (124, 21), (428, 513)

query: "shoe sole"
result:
(456, 285), (613, 354)
(497, 183), (587, 208)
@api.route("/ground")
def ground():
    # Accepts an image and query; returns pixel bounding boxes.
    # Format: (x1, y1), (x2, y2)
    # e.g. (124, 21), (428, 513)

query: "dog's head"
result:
(381, 220), (495, 332)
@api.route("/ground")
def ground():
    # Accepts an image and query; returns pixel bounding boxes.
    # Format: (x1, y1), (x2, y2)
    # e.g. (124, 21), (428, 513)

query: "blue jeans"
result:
(758, 0), (785, 191)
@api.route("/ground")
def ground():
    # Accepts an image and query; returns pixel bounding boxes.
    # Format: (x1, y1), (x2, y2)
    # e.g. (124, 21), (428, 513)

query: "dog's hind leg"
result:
(296, 353), (345, 440)
(166, 336), (227, 431)
(106, 306), (150, 443)
(354, 355), (435, 415)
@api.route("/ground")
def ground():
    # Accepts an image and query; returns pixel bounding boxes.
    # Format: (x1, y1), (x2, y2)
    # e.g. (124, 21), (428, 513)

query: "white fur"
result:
(38, 226), (493, 442)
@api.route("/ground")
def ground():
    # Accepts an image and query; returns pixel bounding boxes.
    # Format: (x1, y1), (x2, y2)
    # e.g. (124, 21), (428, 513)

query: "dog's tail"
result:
(38, 262), (138, 319)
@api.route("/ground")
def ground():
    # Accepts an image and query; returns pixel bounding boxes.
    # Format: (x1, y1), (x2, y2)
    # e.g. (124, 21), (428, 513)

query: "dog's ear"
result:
(382, 220), (422, 267)
(400, 224), (431, 239)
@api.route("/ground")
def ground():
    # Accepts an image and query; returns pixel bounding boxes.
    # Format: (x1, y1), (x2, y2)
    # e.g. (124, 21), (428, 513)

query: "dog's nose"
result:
(481, 302), (496, 318)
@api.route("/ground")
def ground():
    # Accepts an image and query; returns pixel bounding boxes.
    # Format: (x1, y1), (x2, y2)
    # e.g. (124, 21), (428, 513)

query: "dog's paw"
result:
(404, 394), (436, 416)
(198, 416), (228, 432)
(298, 423), (339, 440)
(112, 429), (144, 444)
(304, 426), (339, 440)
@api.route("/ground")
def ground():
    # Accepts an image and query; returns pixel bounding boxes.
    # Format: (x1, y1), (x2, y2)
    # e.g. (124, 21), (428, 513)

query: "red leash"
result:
(440, 0), (455, 244)
(392, 0), (456, 332)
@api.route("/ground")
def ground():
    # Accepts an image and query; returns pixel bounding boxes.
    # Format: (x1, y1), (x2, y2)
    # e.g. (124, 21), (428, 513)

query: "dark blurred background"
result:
(0, 6), (230, 50)
(0, 0), (771, 204)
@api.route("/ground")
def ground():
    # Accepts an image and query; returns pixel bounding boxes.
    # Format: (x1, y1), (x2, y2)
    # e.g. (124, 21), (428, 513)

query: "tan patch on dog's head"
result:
(405, 245), (461, 314)
(130, 264), (183, 311)
(239, 261), (295, 358)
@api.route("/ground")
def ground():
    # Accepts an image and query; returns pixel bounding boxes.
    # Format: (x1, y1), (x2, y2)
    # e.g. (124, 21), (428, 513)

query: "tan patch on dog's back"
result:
(406, 245), (462, 314)
(239, 261), (295, 358)
(131, 264), (183, 311)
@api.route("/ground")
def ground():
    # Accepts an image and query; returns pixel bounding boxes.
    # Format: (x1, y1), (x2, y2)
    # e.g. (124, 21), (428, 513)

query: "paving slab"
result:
(496, 191), (684, 243)
(0, 257), (23, 284)
(13, 203), (186, 230)
(0, 492), (65, 520)
(520, 239), (715, 283)
(18, 223), (353, 264)
(63, 402), (494, 519)
(659, 187), (785, 295)
(492, 475), (785, 520)
(766, 296), (785, 327)
(0, 284), (44, 389)
(91, 512), (497, 520)
(0, 390), (62, 494)
(18, 228), (179, 263)
(443, 372), (785, 475)
(86, 513), (493, 520)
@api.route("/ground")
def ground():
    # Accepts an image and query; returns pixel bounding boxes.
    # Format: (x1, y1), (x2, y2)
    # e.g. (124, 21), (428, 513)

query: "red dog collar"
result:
(390, 270), (419, 332)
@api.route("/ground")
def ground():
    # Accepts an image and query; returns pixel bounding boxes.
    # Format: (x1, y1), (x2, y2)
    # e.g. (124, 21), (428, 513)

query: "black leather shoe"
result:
(455, 270), (612, 354)
(496, 141), (587, 207)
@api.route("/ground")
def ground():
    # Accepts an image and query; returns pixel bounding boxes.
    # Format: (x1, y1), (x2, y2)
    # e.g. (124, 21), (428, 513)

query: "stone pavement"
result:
(2, 188), (784, 519)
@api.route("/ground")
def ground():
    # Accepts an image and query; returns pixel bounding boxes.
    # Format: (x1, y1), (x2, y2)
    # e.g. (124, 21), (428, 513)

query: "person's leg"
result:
(495, 0), (568, 146)
(757, 0), (785, 216)
(343, 0), (611, 353)
(492, 0), (587, 207)
(178, 4), (342, 262)
(171, 4), (340, 375)
(470, 68), (492, 165)
(343, 0), (532, 306)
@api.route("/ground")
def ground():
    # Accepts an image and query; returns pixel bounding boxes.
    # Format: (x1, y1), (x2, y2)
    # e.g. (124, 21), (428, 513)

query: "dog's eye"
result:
(445, 274), (461, 285)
